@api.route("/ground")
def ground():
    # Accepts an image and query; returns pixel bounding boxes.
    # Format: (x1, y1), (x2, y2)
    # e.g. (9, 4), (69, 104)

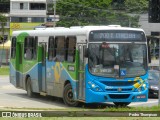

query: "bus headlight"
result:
(136, 82), (147, 92)
(136, 85), (144, 92)
(142, 84), (146, 88)
(88, 81), (103, 92)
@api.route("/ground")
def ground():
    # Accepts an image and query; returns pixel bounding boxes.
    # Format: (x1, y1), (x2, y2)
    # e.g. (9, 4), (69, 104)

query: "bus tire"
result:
(26, 77), (34, 97)
(113, 102), (131, 107)
(63, 83), (79, 107)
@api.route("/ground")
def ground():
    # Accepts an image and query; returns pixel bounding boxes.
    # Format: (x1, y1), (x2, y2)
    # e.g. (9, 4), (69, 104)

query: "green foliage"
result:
(125, 0), (148, 13)
(54, 0), (147, 27)
(0, 14), (7, 25)
(56, 0), (135, 27)
(0, 14), (7, 39)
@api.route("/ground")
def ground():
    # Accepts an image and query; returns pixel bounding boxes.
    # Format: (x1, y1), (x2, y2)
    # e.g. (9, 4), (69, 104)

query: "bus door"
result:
(77, 42), (87, 100)
(39, 42), (47, 92)
(16, 42), (23, 88)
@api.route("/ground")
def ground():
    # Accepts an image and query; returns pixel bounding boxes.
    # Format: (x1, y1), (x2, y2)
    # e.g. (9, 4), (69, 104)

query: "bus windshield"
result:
(88, 43), (147, 78)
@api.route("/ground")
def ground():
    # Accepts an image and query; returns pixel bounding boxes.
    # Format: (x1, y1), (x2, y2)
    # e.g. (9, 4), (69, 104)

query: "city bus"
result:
(10, 25), (150, 107)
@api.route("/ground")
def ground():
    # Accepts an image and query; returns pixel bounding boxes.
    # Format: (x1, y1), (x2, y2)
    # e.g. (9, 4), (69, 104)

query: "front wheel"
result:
(113, 102), (131, 107)
(63, 83), (79, 107)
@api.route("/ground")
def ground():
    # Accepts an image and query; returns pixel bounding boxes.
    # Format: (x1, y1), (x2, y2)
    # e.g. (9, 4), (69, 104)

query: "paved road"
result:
(0, 76), (67, 109)
(0, 76), (158, 109)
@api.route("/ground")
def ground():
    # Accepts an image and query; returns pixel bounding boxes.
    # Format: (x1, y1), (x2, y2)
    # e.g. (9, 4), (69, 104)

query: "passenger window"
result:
(11, 37), (16, 58)
(33, 36), (38, 59)
(48, 36), (55, 61)
(55, 36), (65, 62)
(67, 36), (76, 62)
(24, 36), (36, 60)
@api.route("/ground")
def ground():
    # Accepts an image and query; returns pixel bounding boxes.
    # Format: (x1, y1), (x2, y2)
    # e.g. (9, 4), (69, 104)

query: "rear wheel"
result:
(63, 83), (79, 107)
(26, 77), (34, 97)
(113, 102), (131, 107)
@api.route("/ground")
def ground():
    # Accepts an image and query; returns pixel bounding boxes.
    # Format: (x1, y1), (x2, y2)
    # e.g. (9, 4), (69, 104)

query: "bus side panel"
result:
(23, 61), (39, 93)
(37, 44), (44, 93)
(46, 60), (78, 99)
(23, 42), (40, 93)
(16, 42), (24, 88)
(10, 32), (29, 89)
(10, 59), (17, 87)
(46, 61), (64, 97)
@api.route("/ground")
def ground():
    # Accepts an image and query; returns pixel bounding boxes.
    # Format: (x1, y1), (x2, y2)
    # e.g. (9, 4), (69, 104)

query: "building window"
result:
(66, 36), (76, 62)
(12, 2), (28, 10)
(20, 3), (23, 9)
(30, 3), (46, 10)
(19, 17), (28, 22)
(11, 17), (28, 22)
(24, 36), (37, 60)
(11, 37), (16, 58)
(31, 17), (45, 22)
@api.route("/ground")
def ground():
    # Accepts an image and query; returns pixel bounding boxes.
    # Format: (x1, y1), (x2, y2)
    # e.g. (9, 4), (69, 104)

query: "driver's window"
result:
(131, 45), (145, 63)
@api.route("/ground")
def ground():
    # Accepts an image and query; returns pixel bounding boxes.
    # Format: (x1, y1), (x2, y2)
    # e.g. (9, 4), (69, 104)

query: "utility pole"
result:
(159, 38), (160, 105)
(53, 0), (56, 27)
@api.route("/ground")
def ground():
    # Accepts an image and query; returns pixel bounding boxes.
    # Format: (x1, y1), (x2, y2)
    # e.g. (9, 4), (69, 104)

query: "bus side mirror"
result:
(84, 48), (88, 58)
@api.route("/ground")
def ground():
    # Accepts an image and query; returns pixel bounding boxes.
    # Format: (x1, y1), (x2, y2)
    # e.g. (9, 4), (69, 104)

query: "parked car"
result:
(148, 70), (159, 98)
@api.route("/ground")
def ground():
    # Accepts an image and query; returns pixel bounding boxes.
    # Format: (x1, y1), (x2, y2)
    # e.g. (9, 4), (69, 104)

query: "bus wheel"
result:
(63, 83), (79, 107)
(26, 77), (34, 97)
(113, 102), (131, 107)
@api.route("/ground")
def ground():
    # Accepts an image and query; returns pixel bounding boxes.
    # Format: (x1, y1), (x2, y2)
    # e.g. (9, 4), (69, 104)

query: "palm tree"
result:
(0, 14), (7, 67)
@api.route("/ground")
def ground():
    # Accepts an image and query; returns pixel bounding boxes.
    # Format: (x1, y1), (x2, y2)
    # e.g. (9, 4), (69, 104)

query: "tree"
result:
(0, 14), (7, 43)
(55, 0), (139, 27)
(0, 14), (7, 67)
(124, 0), (148, 13)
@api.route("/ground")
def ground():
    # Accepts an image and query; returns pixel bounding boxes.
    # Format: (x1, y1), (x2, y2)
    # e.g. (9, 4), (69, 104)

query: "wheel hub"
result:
(67, 89), (73, 100)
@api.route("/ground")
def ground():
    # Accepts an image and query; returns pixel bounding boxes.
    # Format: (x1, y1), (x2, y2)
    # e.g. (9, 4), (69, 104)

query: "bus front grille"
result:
(109, 94), (130, 99)
(101, 81), (137, 87)
(106, 88), (132, 92)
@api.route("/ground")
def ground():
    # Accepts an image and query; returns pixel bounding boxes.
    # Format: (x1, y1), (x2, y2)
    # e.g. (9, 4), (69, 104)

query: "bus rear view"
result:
(85, 29), (149, 106)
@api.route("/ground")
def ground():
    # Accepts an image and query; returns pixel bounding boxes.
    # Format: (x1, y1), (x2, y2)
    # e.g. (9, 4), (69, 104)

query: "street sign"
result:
(120, 70), (126, 76)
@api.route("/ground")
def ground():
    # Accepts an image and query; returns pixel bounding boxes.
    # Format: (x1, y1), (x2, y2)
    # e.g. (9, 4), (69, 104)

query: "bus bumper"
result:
(85, 89), (148, 103)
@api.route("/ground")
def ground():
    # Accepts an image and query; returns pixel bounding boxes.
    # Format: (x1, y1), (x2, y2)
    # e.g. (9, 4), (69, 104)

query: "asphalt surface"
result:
(0, 76), (158, 109)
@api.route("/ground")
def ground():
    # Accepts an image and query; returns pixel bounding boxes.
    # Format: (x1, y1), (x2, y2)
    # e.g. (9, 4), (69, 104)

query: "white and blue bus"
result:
(10, 25), (150, 106)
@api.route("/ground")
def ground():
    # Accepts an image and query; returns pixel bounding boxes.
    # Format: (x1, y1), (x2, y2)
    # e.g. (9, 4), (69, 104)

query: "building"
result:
(139, 14), (160, 36)
(10, 0), (47, 34)
(139, 13), (160, 61)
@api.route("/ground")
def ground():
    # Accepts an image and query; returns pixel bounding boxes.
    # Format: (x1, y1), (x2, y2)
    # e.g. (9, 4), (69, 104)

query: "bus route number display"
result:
(89, 30), (145, 41)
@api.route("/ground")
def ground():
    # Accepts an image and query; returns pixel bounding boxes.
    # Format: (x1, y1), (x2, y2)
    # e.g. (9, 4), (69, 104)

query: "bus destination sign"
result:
(89, 30), (145, 42)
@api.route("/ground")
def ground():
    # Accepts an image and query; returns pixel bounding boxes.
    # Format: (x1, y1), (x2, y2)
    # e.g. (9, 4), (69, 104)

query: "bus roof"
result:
(12, 25), (145, 37)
